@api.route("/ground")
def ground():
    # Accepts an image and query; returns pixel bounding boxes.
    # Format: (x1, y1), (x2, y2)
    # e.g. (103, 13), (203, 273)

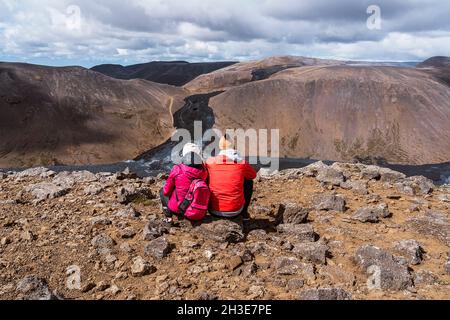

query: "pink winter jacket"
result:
(163, 164), (209, 215)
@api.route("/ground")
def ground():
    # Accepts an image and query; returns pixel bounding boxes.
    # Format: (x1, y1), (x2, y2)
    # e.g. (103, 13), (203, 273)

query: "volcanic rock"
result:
(276, 203), (310, 224)
(16, 275), (57, 300)
(405, 211), (450, 246)
(312, 194), (346, 212)
(393, 240), (424, 265)
(131, 256), (155, 277)
(117, 185), (154, 205)
(351, 203), (391, 223)
(276, 224), (316, 242)
(292, 242), (329, 264)
(354, 245), (413, 290)
(198, 218), (245, 243)
(144, 237), (172, 260)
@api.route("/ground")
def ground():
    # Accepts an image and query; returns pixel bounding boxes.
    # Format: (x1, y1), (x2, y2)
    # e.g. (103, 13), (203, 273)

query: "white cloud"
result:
(0, 0), (448, 66)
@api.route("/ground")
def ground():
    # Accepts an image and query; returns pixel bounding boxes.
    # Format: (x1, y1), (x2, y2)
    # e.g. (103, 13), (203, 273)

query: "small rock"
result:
(203, 250), (215, 261)
(116, 168), (138, 180)
(117, 185), (154, 205)
(120, 227), (137, 239)
(366, 193), (382, 204)
(116, 205), (141, 219)
(351, 203), (391, 223)
(340, 180), (369, 195)
(130, 256), (155, 277)
(81, 282), (96, 293)
(393, 240), (424, 265)
(91, 234), (116, 249)
(144, 237), (172, 260)
(354, 245), (413, 291)
(250, 204), (272, 216)
(317, 265), (356, 286)
(312, 194), (346, 212)
(90, 216), (112, 227)
(379, 168), (406, 183)
(84, 183), (105, 196)
(316, 168), (345, 186)
(240, 249), (254, 262)
(292, 242), (329, 265)
(273, 256), (315, 278)
(414, 270), (438, 286)
(241, 262), (258, 277)
(301, 161), (330, 177)
(105, 284), (121, 295)
(395, 176), (434, 196)
(103, 253), (118, 265)
(258, 168), (280, 178)
(182, 240), (201, 249)
(299, 288), (352, 300)
(405, 211), (450, 246)
(143, 219), (168, 241)
(115, 272), (128, 280)
(23, 182), (70, 202)
(16, 275), (56, 300)
(198, 218), (244, 243)
(248, 285), (265, 298)
(95, 281), (110, 292)
(276, 224), (316, 242)
(119, 242), (133, 254)
(287, 279), (305, 291)
(227, 256), (243, 271)
(14, 167), (51, 179)
(276, 203), (310, 224)
(1, 237), (12, 246)
(360, 166), (381, 181)
(21, 230), (36, 241)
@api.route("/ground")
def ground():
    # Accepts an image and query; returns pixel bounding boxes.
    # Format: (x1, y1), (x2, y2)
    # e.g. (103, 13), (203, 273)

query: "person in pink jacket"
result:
(160, 143), (208, 222)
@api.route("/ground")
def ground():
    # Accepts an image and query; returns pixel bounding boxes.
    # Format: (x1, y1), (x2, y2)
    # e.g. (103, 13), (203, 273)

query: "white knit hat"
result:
(182, 143), (202, 157)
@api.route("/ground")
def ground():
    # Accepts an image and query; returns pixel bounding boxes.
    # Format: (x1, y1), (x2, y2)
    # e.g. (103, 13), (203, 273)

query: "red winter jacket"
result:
(206, 155), (257, 213)
(163, 164), (208, 214)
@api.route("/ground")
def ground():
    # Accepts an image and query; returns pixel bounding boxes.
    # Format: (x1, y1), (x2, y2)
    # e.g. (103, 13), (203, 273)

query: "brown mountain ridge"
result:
(1, 56), (450, 168)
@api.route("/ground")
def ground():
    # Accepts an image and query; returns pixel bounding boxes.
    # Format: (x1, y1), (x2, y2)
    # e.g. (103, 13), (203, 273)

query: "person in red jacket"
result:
(206, 135), (257, 218)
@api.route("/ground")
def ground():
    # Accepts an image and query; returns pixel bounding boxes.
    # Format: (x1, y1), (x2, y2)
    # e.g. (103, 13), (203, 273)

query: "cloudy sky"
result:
(0, 0), (449, 67)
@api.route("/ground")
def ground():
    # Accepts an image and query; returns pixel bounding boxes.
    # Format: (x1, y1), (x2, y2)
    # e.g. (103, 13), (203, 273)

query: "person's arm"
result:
(243, 161), (257, 180)
(163, 166), (179, 196)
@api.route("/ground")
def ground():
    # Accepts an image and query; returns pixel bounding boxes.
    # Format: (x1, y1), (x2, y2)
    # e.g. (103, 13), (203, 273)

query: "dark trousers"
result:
(242, 180), (254, 218)
(160, 188), (174, 218)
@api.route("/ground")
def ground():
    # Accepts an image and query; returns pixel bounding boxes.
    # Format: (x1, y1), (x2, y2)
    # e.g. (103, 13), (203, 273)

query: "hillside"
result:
(183, 57), (450, 165)
(91, 61), (237, 86)
(0, 62), (187, 167)
(1, 56), (450, 168)
(417, 56), (450, 86)
(0, 162), (448, 300)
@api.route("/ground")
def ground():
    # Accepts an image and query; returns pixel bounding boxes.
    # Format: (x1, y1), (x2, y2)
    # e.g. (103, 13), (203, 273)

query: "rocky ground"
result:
(0, 162), (449, 300)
